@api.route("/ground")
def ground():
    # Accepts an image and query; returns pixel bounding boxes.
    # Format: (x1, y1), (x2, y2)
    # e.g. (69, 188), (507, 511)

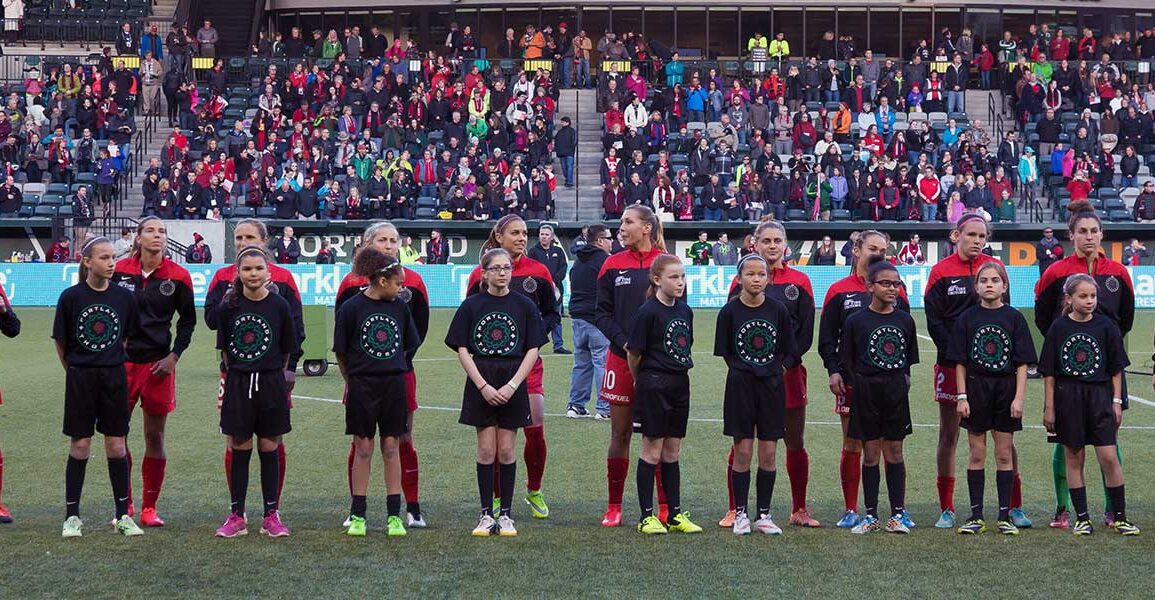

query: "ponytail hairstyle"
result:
(1061, 273), (1097, 317)
(77, 236), (112, 283)
(479, 248), (512, 294)
(624, 204), (666, 252)
(973, 261), (1010, 298)
(225, 245), (271, 308)
(481, 214), (525, 254)
(645, 253), (683, 299)
(353, 246), (403, 286)
(131, 215), (166, 258)
(1066, 199), (1101, 235)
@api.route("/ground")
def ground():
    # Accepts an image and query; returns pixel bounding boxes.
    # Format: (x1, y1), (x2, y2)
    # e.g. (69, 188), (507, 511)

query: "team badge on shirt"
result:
(398, 287), (413, 304)
(158, 279), (176, 297)
(867, 325), (907, 370)
(1105, 276), (1120, 293)
(736, 319), (778, 366)
(522, 277), (538, 294)
(1059, 333), (1102, 378)
(664, 318), (693, 365)
(784, 284), (799, 301)
(229, 313), (273, 362)
(971, 324), (1011, 371)
(359, 314), (401, 360)
(474, 311), (520, 356)
(76, 304), (122, 352)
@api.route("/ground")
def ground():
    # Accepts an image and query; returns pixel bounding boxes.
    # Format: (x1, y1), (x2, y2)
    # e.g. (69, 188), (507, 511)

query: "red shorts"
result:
(220, 370), (296, 409)
(600, 351), (635, 406)
(934, 363), (959, 403)
(834, 386), (855, 416)
(784, 364), (808, 410)
(526, 357), (544, 396)
(126, 361), (176, 415)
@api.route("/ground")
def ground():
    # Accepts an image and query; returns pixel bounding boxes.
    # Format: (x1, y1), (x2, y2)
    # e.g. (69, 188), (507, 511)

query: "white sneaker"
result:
(566, 405), (591, 418)
(497, 514), (518, 537)
(753, 514), (783, 535)
(407, 511), (427, 528)
(62, 515), (83, 538)
(594, 411), (610, 421)
(471, 513), (496, 537)
(732, 510), (751, 535)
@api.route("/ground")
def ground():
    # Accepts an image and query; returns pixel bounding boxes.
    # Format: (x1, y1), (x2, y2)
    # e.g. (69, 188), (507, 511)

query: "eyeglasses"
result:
(871, 279), (903, 288)
(484, 265), (513, 273)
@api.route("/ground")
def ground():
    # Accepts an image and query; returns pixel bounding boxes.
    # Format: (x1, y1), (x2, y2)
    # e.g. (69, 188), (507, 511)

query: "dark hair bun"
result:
(1066, 199), (1094, 215)
(866, 254), (889, 267)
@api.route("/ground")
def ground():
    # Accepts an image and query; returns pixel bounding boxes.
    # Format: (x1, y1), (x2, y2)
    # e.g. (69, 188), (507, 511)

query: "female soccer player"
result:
(205, 220), (304, 511)
(720, 219), (817, 528)
(54, 236), (143, 538)
(0, 280), (20, 524)
(112, 216), (196, 527)
(595, 205), (669, 527)
(336, 222), (429, 528)
(214, 247), (299, 539)
(1035, 200), (1134, 529)
(716, 254), (799, 535)
(628, 254), (700, 535)
(947, 261), (1037, 535)
(817, 230), (910, 529)
(335, 248), (420, 538)
(837, 258), (919, 535)
(446, 248), (547, 538)
(465, 216), (557, 519)
(1040, 274), (1138, 536)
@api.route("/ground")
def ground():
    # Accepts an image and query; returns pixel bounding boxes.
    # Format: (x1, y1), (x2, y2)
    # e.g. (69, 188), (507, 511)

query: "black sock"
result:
(636, 459), (656, 518)
(660, 461), (681, 515)
(967, 468), (985, 520)
(996, 470), (1013, 521)
(756, 469), (776, 517)
(862, 464), (881, 518)
(65, 456), (88, 518)
(387, 494), (401, 518)
(498, 462), (515, 517)
(732, 469), (751, 515)
(108, 456), (130, 518)
(351, 495), (367, 518)
(258, 449), (279, 516)
(885, 461), (906, 517)
(229, 448), (251, 516)
(476, 462), (494, 515)
(407, 501), (421, 516)
(1106, 485), (1126, 522)
(1069, 486), (1089, 521)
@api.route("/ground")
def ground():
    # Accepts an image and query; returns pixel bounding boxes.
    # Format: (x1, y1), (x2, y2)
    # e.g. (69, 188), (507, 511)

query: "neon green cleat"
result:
(997, 520), (1020, 536)
(387, 515), (407, 537)
(1114, 519), (1141, 536)
(115, 515), (144, 537)
(346, 516), (367, 537)
(957, 518), (987, 535)
(637, 515), (668, 534)
(525, 490), (549, 519)
(62, 516), (83, 538)
(667, 512), (703, 533)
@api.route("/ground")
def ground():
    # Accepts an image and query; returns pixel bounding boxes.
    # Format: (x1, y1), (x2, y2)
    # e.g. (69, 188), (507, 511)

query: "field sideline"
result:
(1, 308), (1155, 598)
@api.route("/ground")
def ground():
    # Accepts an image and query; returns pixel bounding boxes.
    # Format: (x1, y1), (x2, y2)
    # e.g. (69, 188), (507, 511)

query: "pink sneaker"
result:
(260, 511), (290, 537)
(215, 513), (248, 538)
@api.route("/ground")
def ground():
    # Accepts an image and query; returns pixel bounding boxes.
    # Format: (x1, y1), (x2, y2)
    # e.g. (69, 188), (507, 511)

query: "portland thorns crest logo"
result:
(736, 319), (778, 366)
(1059, 333), (1101, 378)
(360, 314), (401, 360)
(398, 287), (413, 304)
(158, 279), (176, 297)
(76, 304), (121, 352)
(971, 324), (1011, 371)
(522, 277), (538, 294)
(474, 311), (519, 356)
(229, 313), (273, 362)
(664, 319), (693, 365)
(783, 284), (800, 302)
(867, 325), (907, 370)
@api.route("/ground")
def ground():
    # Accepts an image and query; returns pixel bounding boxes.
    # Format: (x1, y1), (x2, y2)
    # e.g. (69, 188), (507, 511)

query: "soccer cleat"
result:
(1104, 511), (1116, 528)
(851, 515), (880, 534)
(732, 511), (751, 535)
(885, 514), (910, 534)
(1009, 508), (1033, 528)
(387, 515), (407, 537)
(1049, 508), (1071, 530)
(1113, 519), (1141, 536)
(525, 490), (549, 519)
(260, 511), (290, 537)
(601, 504), (622, 527)
(472, 513), (497, 537)
(0, 503), (12, 524)
(1071, 519), (1094, 536)
(342, 515), (353, 529)
(406, 511), (427, 528)
(637, 515), (668, 535)
(718, 509), (736, 528)
(753, 514), (783, 535)
(789, 508), (821, 528)
(497, 515), (517, 537)
(900, 510), (916, 529)
(836, 510), (861, 529)
(594, 411), (610, 421)
(345, 515), (367, 537)
(957, 518), (987, 535)
(667, 512), (703, 533)
(61, 516), (83, 538)
(115, 515), (144, 536)
(566, 405), (591, 418)
(997, 520), (1020, 536)
(934, 509), (955, 529)
(139, 507), (165, 527)
(657, 503), (669, 525)
(215, 513), (248, 538)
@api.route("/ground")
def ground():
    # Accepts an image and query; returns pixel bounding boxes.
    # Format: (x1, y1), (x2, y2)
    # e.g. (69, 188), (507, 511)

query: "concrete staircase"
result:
(556, 88), (603, 223)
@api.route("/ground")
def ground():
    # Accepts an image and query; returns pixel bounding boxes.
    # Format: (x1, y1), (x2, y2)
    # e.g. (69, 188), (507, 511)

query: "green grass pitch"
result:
(1, 308), (1155, 598)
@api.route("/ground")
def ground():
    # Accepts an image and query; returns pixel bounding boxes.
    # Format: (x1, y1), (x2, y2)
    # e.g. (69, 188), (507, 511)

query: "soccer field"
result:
(1, 308), (1155, 598)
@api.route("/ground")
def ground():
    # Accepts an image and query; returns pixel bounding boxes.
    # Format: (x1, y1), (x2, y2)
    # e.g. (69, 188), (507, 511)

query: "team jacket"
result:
(1034, 252), (1134, 338)
(204, 263), (305, 369)
(466, 255), (560, 333)
(728, 263), (815, 356)
(924, 253), (1008, 365)
(112, 256), (196, 363)
(818, 272), (911, 376)
(335, 268), (430, 363)
(595, 245), (666, 358)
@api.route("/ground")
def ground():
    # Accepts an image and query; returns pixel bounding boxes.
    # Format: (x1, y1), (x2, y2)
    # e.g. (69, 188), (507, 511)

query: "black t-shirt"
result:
(946, 304), (1038, 376)
(53, 281), (141, 367)
(714, 295), (799, 377)
(628, 297), (694, 373)
(215, 293), (298, 373)
(334, 292), (420, 376)
(444, 290), (548, 358)
(838, 306), (920, 378)
(1038, 313), (1129, 383)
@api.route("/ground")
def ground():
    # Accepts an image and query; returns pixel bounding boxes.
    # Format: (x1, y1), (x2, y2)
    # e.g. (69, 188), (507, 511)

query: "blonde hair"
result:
(624, 205), (666, 252)
(646, 254), (683, 298)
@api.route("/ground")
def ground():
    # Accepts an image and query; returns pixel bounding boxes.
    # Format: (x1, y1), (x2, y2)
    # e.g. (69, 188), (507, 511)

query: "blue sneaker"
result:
(1009, 508), (1033, 528)
(836, 510), (861, 528)
(900, 510), (916, 529)
(934, 509), (956, 529)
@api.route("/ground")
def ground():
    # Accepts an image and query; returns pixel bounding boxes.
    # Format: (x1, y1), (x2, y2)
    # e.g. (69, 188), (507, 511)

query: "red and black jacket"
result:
(1034, 251), (1134, 338)
(336, 268), (430, 363)
(466, 254), (559, 333)
(728, 263), (815, 358)
(112, 256), (197, 363)
(204, 263), (306, 369)
(595, 245), (666, 359)
(924, 253), (1008, 365)
(818, 272), (911, 375)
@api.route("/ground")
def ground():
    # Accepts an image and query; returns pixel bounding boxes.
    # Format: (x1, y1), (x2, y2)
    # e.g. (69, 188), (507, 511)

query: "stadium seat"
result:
(33, 205), (56, 217)
(416, 197), (439, 209)
(831, 209), (852, 221)
(785, 209), (808, 221)
(414, 207), (437, 219)
(23, 183), (46, 196)
(231, 207), (255, 218)
(1108, 210), (1132, 222)
(1104, 198), (1127, 212)
(18, 204), (35, 218)
(256, 207), (276, 218)
(40, 193), (65, 206)
(57, 205), (74, 218)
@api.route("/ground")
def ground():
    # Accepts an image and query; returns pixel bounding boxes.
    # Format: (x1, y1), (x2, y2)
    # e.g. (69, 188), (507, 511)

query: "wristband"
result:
(1113, 398), (1124, 405)
(479, 383), (491, 392)
(956, 394), (968, 401)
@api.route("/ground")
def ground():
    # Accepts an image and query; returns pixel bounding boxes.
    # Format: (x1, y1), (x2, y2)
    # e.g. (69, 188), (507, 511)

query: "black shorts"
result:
(1053, 379), (1117, 449)
(962, 373), (1022, 434)
(220, 370), (292, 439)
(345, 373), (410, 438)
(635, 370), (690, 439)
(723, 370), (785, 441)
(458, 358), (531, 431)
(63, 366), (130, 438)
(848, 372), (912, 442)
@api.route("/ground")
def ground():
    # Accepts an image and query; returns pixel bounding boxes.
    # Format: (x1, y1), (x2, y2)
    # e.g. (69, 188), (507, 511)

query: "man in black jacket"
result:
(271, 226), (301, 264)
(1036, 109), (1061, 161)
(271, 180), (298, 219)
(555, 117), (577, 187)
(528, 224), (570, 354)
(565, 223), (613, 419)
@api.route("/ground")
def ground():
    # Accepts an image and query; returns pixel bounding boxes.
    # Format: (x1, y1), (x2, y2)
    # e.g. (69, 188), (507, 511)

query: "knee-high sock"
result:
(108, 456), (130, 518)
(996, 469), (1014, 521)
(756, 468), (776, 516)
(732, 469), (751, 514)
(840, 450), (862, 511)
(346, 443), (355, 497)
(523, 425), (546, 491)
(936, 475), (956, 512)
(1103, 443), (1122, 513)
(659, 461), (681, 514)
(886, 461), (906, 516)
(476, 462), (494, 514)
(726, 446), (735, 512)
(66, 456), (88, 518)
(786, 448), (810, 513)
(607, 457), (629, 505)
(276, 443), (286, 505)
(259, 450), (279, 516)
(224, 448), (232, 494)
(399, 439), (420, 506)
(861, 463), (880, 518)
(636, 459), (656, 517)
(1052, 444), (1069, 511)
(228, 449), (251, 516)
(967, 468), (985, 520)
(141, 457), (166, 510)
(498, 462), (516, 515)
(1011, 472), (1023, 509)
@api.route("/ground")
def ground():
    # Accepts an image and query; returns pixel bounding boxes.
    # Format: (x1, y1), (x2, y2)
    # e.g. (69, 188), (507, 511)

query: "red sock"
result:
(655, 463), (667, 506)
(0, 447), (4, 504)
(607, 457), (629, 505)
(936, 476), (956, 512)
(726, 446), (735, 512)
(141, 457), (166, 510)
(523, 425), (546, 491)
(224, 448), (232, 494)
(1011, 472), (1023, 509)
(399, 439), (419, 504)
(786, 448), (810, 514)
(346, 443), (355, 497)
(276, 443), (287, 504)
(839, 450), (861, 511)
